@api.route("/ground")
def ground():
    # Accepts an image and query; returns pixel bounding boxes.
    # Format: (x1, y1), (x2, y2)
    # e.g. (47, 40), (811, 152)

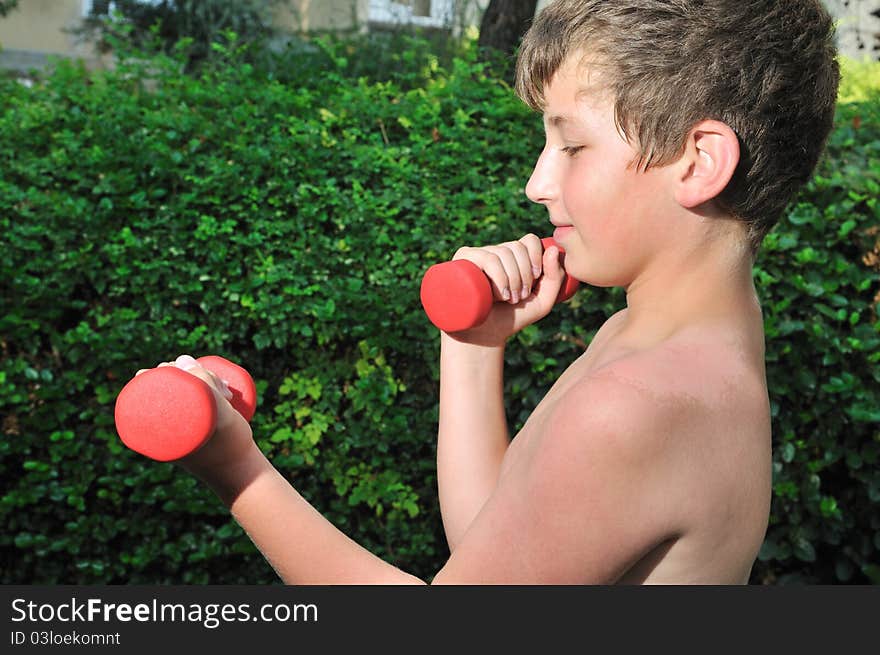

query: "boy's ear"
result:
(673, 120), (740, 209)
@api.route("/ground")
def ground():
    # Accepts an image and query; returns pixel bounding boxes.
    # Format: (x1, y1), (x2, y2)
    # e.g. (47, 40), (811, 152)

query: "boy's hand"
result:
(449, 233), (566, 345)
(138, 355), (258, 483)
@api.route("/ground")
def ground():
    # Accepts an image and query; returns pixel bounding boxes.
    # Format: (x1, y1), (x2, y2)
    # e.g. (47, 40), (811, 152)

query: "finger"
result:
(519, 233), (544, 282)
(533, 245), (565, 309)
(173, 354), (233, 401)
(453, 247), (513, 302)
(485, 245), (524, 303)
(135, 360), (174, 377)
(174, 354), (198, 371)
(499, 239), (538, 300)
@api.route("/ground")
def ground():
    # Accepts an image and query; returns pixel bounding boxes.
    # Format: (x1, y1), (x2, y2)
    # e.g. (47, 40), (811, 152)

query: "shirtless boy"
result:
(138, 0), (840, 584)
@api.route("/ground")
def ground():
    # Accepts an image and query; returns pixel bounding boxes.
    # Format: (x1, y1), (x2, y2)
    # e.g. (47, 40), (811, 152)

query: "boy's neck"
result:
(619, 211), (761, 343)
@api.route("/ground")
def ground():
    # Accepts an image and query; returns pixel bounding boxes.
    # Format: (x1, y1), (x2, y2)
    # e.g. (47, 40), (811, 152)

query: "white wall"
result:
(824, 0), (880, 59)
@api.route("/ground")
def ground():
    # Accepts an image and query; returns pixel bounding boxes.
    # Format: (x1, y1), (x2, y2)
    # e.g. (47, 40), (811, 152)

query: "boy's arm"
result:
(171, 357), (679, 584)
(437, 336), (509, 552)
(213, 444), (424, 584)
(433, 371), (686, 584)
(177, 365), (424, 585)
(434, 235), (566, 551)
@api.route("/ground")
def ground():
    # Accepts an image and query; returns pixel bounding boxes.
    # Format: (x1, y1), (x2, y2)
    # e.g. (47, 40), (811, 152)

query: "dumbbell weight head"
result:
(114, 356), (256, 462)
(195, 355), (257, 422)
(420, 258), (494, 334)
(420, 237), (580, 333)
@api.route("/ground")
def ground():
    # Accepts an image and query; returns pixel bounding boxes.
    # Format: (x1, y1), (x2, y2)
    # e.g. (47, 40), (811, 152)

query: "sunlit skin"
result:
(140, 53), (773, 584)
(437, 54), (772, 582)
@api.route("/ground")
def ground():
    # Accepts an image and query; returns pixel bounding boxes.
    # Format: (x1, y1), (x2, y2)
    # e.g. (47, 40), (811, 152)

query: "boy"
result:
(142, 0), (840, 583)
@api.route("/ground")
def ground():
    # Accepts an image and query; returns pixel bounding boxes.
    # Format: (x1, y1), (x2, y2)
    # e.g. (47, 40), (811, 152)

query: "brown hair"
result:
(515, 0), (840, 252)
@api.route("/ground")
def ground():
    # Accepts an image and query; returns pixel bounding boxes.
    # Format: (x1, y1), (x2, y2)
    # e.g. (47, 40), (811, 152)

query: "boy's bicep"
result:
(431, 382), (679, 584)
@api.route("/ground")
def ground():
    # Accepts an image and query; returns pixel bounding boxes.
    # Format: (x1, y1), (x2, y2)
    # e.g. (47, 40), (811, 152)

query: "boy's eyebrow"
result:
(545, 114), (583, 127)
(544, 86), (602, 126)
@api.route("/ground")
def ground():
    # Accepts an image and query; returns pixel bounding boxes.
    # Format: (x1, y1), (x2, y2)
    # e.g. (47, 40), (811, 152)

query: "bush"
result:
(0, 40), (877, 584)
(0, 39), (544, 583)
(749, 57), (880, 584)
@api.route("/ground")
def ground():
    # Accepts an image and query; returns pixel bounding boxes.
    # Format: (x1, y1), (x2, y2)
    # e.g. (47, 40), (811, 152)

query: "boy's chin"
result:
(565, 256), (633, 289)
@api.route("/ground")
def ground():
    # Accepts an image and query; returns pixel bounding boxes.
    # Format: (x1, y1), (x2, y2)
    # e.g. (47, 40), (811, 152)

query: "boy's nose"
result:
(525, 149), (558, 205)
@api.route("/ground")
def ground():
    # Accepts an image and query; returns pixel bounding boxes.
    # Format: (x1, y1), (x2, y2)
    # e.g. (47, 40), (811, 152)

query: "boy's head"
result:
(515, 0), (840, 253)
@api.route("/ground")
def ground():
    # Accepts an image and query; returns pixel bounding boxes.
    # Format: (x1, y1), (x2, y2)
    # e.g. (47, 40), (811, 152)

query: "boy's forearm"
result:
(199, 443), (424, 585)
(437, 334), (510, 551)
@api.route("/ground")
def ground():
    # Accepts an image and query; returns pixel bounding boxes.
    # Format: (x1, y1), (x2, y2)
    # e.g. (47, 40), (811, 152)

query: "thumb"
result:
(174, 355), (233, 402)
(533, 245), (566, 311)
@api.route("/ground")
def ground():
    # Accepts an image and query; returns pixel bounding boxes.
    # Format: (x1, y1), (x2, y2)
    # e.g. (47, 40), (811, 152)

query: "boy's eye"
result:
(561, 145), (585, 157)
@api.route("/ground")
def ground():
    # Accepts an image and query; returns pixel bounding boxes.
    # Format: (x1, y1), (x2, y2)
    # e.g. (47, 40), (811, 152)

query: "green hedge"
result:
(1, 40), (877, 584)
(749, 58), (880, 584)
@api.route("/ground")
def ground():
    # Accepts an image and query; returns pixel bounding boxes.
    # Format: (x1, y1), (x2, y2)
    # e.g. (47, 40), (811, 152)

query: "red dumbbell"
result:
(114, 355), (257, 462)
(420, 237), (580, 332)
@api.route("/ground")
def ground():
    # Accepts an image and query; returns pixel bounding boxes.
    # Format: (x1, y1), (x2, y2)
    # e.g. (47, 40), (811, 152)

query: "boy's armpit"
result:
(431, 374), (689, 584)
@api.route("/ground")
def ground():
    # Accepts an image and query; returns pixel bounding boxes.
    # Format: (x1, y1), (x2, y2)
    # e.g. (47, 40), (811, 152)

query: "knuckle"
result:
(521, 233), (541, 248)
(486, 252), (506, 274)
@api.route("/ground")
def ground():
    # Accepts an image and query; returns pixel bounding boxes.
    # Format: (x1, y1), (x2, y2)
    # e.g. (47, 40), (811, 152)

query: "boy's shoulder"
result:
(504, 318), (772, 581)
(459, 313), (772, 583)
(553, 315), (770, 454)
(519, 315), (767, 492)
(551, 308), (765, 409)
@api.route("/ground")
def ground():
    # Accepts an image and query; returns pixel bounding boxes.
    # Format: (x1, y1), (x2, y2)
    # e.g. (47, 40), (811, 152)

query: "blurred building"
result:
(0, 1), (481, 72)
(0, 0), (876, 74)
(0, 0), (102, 71)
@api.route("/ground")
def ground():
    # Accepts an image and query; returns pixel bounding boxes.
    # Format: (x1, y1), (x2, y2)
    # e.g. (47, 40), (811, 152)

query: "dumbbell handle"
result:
(114, 355), (256, 462)
(420, 237), (580, 332)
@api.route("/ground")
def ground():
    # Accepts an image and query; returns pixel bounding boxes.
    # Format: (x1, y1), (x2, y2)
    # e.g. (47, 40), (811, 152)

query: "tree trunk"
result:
(477, 0), (539, 55)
